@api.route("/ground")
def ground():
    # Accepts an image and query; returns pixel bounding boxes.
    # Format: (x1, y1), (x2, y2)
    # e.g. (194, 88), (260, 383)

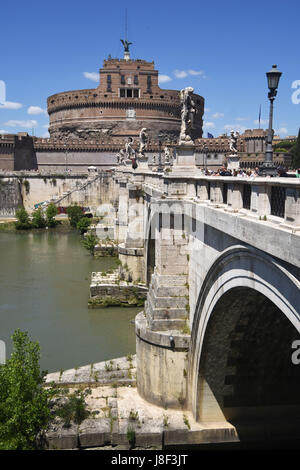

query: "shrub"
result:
(77, 217), (91, 235)
(55, 389), (90, 427)
(66, 205), (84, 228)
(23, 180), (30, 194)
(46, 203), (58, 228)
(15, 207), (31, 230)
(81, 232), (98, 255)
(31, 208), (47, 229)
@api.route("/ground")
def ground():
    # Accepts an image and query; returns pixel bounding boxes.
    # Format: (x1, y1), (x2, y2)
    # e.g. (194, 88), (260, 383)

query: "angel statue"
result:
(138, 128), (148, 158)
(229, 130), (238, 154)
(116, 149), (126, 166)
(120, 39), (132, 53)
(179, 87), (196, 142)
(163, 146), (171, 164)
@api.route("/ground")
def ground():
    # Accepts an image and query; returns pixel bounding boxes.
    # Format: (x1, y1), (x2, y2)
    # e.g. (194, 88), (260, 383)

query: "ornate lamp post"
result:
(258, 64), (282, 177)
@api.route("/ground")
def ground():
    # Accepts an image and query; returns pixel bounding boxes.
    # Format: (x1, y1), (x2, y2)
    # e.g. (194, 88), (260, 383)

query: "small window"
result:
(127, 89), (133, 98)
(121, 75), (125, 84)
(134, 75), (139, 85)
(147, 75), (152, 92)
(133, 89), (139, 98)
(120, 89), (125, 98)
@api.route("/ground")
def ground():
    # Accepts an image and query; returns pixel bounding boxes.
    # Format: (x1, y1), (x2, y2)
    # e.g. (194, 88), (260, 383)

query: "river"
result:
(0, 230), (138, 373)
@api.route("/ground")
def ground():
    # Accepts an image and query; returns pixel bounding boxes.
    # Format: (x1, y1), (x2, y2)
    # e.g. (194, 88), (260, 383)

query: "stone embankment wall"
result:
(0, 178), (22, 216)
(0, 172), (117, 215)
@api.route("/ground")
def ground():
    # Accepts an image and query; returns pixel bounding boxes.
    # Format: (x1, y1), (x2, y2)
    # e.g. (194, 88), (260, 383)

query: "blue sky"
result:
(0, 0), (299, 138)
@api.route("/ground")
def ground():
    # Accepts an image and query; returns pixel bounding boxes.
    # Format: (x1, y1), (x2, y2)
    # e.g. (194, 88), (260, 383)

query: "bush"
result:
(15, 207), (31, 230)
(46, 203), (58, 228)
(23, 180), (30, 194)
(31, 208), (47, 229)
(67, 205), (83, 228)
(77, 217), (91, 235)
(0, 330), (53, 450)
(55, 390), (90, 427)
(81, 232), (98, 255)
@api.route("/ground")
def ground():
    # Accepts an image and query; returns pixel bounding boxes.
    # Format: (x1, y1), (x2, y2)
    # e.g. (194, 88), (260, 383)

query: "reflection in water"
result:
(0, 231), (139, 372)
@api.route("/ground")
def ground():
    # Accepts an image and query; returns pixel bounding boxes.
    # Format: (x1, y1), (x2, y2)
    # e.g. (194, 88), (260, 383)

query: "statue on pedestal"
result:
(138, 128), (148, 159)
(163, 146), (171, 164)
(179, 87), (196, 143)
(229, 130), (238, 154)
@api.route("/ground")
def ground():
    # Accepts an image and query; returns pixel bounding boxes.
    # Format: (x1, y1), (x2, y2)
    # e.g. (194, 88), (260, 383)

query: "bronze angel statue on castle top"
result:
(120, 39), (132, 53)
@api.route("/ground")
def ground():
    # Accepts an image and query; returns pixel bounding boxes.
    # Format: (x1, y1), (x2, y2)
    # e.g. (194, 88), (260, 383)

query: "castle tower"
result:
(47, 46), (204, 146)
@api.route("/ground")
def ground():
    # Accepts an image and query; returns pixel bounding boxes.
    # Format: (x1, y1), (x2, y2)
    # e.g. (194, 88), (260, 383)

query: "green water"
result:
(0, 231), (139, 373)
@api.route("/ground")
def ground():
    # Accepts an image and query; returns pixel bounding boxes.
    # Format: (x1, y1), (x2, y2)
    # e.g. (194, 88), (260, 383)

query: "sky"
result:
(0, 0), (299, 138)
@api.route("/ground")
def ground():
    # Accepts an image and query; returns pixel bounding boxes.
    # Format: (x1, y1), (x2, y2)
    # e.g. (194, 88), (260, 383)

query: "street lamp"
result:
(258, 64), (282, 177)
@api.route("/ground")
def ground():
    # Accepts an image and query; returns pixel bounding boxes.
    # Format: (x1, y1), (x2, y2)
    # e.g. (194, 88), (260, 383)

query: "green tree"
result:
(15, 207), (31, 230)
(46, 203), (58, 228)
(77, 217), (91, 234)
(66, 205), (83, 228)
(31, 207), (47, 229)
(290, 129), (300, 169)
(81, 232), (98, 255)
(0, 330), (53, 450)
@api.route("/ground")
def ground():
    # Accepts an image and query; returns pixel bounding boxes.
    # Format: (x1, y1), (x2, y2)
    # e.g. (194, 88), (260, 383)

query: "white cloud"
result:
(174, 69), (206, 79)
(42, 124), (49, 128)
(275, 127), (288, 136)
(188, 69), (204, 76)
(174, 70), (188, 79)
(83, 72), (99, 82)
(0, 129), (9, 134)
(235, 117), (249, 122)
(41, 131), (50, 138)
(0, 101), (22, 110)
(158, 74), (172, 84)
(204, 107), (210, 113)
(253, 118), (268, 126)
(27, 106), (47, 115)
(203, 121), (215, 129)
(212, 112), (224, 119)
(4, 119), (38, 128)
(224, 124), (247, 134)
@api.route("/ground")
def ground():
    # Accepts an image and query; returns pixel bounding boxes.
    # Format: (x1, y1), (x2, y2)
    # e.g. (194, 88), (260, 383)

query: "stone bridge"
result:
(106, 158), (300, 443)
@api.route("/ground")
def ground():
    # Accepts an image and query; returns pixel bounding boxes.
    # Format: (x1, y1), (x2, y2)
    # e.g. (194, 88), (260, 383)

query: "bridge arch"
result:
(189, 245), (300, 440)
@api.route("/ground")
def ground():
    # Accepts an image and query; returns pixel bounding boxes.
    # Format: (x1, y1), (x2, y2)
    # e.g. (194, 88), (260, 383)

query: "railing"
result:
(140, 171), (300, 228)
(271, 186), (286, 218)
(242, 184), (251, 210)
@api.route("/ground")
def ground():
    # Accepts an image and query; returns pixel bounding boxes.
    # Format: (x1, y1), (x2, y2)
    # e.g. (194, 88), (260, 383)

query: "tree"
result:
(66, 205), (83, 228)
(77, 217), (91, 235)
(0, 330), (53, 450)
(15, 207), (31, 230)
(31, 207), (47, 229)
(290, 129), (300, 169)
(46, 203), (58, 228)
(81, 232), (98, 255)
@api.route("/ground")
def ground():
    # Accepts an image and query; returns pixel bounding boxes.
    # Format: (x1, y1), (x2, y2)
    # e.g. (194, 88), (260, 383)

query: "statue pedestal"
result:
(227, 154), (240, 171)
(137, 155), (149, 169)
(171, 143), (198, 175)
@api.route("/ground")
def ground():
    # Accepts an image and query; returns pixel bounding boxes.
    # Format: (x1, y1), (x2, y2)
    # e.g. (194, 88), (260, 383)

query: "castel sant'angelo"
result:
(0, 39), (290, 172)
(47, 40), (204, 145)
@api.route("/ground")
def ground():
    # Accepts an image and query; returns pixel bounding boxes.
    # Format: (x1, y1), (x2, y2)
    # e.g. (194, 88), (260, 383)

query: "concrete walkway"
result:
(44, 356), (238, 450)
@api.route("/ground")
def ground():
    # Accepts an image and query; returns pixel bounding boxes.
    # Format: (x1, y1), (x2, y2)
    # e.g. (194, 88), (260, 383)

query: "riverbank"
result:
(0, 218), (75, 232)
(44, 355), (238, 450)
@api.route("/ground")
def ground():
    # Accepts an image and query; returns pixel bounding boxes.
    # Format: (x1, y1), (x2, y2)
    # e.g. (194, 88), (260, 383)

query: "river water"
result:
(0, 231), (138, 373)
